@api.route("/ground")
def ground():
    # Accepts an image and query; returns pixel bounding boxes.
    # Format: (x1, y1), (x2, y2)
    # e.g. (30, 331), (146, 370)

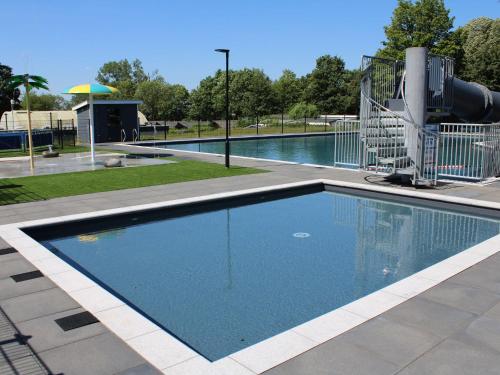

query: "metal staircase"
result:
(359, 53), (452, 186)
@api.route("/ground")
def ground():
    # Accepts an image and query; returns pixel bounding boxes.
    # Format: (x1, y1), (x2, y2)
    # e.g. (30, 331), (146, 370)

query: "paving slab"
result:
(396, 338), (500, 375)
(0, 276), (55, 302)
(449, 261), (500, 295)
(418, 280), (500, 315)
(263, 340), (399, 375)
(0, 257), (37, 279)
(452, 315), (500, 353)
(114, 363), (163, 375)
(0, 287), (80, 324)
(381, 296), (477, 339)
(38, 332), (150, 375)
(337, 316), (442, 367)
(16, 307), (107, 353)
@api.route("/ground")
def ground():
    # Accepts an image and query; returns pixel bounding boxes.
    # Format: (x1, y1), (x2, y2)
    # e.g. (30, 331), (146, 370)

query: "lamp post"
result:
(215, 48), (230, 168)
(9, 99), (15, 131)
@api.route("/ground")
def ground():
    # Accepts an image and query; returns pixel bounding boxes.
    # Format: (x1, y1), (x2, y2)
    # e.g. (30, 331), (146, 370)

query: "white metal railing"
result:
(439, 123), (500, 181)
(360, 55), (440, 185)
(133, 128), (139, 142)
(332, 120), (361, 168)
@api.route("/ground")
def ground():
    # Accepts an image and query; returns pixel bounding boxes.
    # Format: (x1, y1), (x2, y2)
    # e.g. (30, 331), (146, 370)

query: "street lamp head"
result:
(215, 48), (230, 53)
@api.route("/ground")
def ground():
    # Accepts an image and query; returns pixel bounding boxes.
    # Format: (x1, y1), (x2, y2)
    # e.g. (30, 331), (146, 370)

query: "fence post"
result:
(164, 120), (167, 140)
(281, 112), (284, 134)
(324, 114), (327, 132)
(59, 119), (64, 149)
(304, 116), (307, 133)
(198, 119), (201, 138)
(256, 115), (259, 135)
(72, 119), (76, 146)
(49, 112), (52, 130)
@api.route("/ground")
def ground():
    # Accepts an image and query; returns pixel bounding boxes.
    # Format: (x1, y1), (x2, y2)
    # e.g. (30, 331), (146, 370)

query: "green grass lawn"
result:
(0, 159), (265, 205)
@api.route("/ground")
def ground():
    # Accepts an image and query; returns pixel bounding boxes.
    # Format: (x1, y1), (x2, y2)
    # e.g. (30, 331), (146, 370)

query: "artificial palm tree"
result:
(9, 74), (49, 170)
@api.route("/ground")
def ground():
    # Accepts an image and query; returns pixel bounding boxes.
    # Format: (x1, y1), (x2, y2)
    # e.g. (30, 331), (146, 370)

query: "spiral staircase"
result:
(359, 53), (453, 186)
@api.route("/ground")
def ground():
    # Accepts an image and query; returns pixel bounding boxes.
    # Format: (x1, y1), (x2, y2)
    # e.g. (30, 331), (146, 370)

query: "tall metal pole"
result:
(224, 51), (230, 168)
(216, 49), (230, 168)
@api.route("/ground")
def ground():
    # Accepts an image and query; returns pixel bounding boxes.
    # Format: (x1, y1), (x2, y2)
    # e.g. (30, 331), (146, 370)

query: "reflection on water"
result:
(45, 191), (499, 361)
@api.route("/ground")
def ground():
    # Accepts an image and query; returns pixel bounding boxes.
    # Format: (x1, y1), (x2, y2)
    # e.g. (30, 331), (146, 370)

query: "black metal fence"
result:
(0, 119), (77, 153)
(138, 116), (358, 141)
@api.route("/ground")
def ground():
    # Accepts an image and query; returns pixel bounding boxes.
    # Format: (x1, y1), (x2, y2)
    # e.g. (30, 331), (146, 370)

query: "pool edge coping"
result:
(0, 178), (499, 375)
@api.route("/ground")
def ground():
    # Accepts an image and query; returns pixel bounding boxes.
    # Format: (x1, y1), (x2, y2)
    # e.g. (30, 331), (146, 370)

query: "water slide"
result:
(451, 78), (500, 123)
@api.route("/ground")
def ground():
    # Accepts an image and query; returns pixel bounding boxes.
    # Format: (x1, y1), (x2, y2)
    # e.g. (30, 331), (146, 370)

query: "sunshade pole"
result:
(88, 94), (95, 163)
(25, 81), (35, 171)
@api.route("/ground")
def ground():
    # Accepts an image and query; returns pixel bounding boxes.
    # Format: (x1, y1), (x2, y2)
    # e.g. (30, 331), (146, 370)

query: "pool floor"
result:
(42, 190), (499, 360)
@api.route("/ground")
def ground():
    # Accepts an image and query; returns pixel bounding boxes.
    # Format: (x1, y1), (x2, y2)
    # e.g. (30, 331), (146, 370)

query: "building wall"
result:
(76, 104), (139, 144)
(76, 107), (91, 144)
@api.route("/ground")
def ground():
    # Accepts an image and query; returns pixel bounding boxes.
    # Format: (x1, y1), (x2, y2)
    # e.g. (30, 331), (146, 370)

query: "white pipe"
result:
(88, 94), (95, 163)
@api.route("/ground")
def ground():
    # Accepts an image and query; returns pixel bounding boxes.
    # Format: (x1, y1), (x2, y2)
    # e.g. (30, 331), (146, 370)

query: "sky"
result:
(3, 0), (499, 95)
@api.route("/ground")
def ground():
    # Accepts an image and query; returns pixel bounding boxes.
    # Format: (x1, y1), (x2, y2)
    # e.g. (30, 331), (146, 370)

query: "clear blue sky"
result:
(3, 0), (498, 94)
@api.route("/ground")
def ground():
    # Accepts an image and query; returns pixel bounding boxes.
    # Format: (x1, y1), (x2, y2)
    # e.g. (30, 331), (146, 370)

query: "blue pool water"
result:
(160, 134), (483, 177)
(43, 191), (499, 360)
(162, 134), (359, 167)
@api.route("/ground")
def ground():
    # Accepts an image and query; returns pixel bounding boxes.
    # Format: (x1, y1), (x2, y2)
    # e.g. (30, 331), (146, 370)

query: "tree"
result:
(0, 63), (14, 117)
(378, 0), (459, 60)
(273, 69), (302, 121)
(188, 75), (219, 121)
(343, 69), (362, 115)
(230, 68), (275, 119)
(135, 78), (170, 120)
(459, 17), (500, 91)
(9, 74), (49, 170)
(21, 92), (66, 111)
(304, 55), (351, 114)
(135, 79), (190, 120)
(289, 102), (319, 120)
(96, 58), (149, 99)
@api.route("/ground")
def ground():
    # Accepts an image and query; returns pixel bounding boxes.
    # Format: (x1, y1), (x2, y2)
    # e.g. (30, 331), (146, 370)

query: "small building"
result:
(72, 100), (144, 143)
(0, 110), (76, 130)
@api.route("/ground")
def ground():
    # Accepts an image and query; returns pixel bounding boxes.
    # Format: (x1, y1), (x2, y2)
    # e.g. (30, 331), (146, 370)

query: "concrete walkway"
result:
(1, 146), (499, 374)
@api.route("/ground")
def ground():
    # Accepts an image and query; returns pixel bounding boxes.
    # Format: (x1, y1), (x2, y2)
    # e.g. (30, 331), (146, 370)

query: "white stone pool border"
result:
(0, 179), (499, 375)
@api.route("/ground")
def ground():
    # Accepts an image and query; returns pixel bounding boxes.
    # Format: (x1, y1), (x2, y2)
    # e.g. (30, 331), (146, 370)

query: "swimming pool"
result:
(158, 134), (360, 167)
(30, 184), (500, 361)
(152, 134), (484, 178)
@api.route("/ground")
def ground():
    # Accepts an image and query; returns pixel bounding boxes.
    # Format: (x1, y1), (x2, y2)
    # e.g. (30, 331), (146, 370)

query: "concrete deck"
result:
(0, 152), (173, 178)
(1, 145), (500, 374)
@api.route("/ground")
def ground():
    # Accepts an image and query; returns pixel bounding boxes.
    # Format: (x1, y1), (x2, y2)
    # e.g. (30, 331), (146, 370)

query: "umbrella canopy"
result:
(63, 83), (118, 95)
(62, 83), (118, 163)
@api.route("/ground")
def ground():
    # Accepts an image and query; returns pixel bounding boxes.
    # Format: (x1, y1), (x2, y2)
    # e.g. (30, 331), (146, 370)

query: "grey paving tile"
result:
(38, 333), (147, 375)
(450, 261), (500, 295)
(382, 297), (477, 339)
(17, 307), (107, 353)
(452, 316), (500, 354)
(0, 288), (79, 323)
(0, 258), (36, 280)
(0, 276), (55, 302)
(338, 317), (441, 367)
(485, 301), (500, 322)
(0, 251), (21, 264)
(418, 281), (500, 315)
(263, 341), (399, 375)
(114, 363), (162, 375)
(396, 338), (500, 375)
